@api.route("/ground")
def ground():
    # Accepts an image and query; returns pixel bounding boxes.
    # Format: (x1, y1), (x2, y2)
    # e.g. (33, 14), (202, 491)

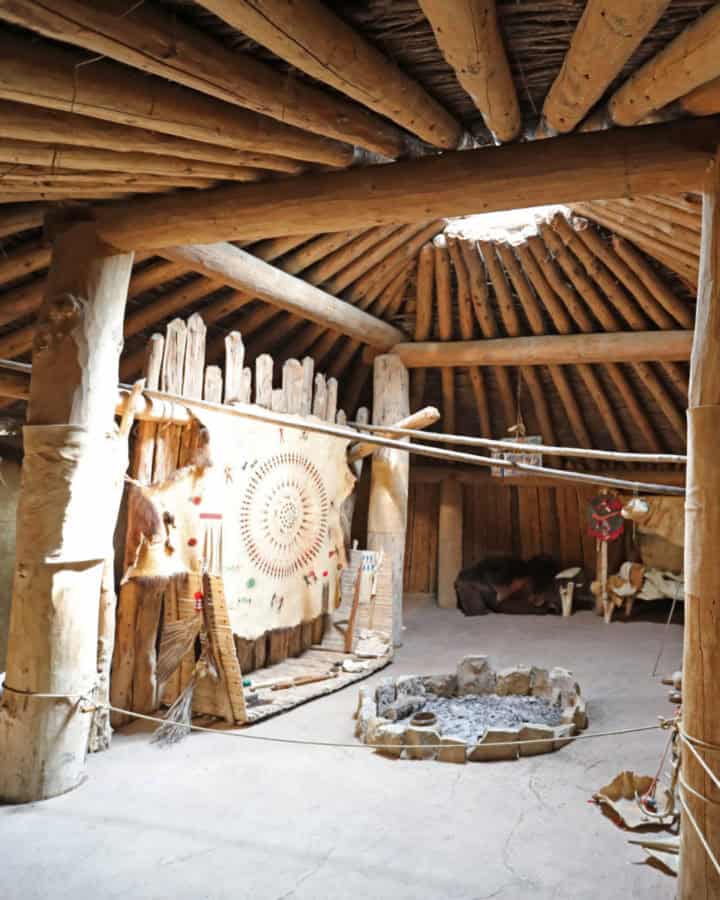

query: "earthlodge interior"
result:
(0, 2), (719, 898)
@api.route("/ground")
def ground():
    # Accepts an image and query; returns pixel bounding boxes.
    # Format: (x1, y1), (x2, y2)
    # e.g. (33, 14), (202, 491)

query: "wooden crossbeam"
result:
(393, 330), (693, 368)
(90, 118), (719, 250)
(161, 243), (404, 349)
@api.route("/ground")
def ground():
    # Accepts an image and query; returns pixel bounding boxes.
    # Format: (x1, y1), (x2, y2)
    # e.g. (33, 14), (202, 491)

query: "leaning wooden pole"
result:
(366, 354), (410, 647)
(679, 149), (720, 899)
(0, 219), (133, 803)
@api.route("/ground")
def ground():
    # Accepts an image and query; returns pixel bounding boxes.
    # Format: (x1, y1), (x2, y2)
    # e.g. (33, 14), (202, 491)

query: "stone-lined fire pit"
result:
(354, 655), (588, 763)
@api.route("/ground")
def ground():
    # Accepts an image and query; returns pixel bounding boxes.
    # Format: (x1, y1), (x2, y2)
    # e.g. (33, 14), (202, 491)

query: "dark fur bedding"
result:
(454, 554), (561, 616)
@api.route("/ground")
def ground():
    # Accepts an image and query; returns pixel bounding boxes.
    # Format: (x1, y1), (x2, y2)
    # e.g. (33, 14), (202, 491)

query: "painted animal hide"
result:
(621, 496), (684, 548)
(125, 406), (355, 640)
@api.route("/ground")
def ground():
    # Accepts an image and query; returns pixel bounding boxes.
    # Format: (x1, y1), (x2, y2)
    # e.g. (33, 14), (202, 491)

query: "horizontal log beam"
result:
(91, 118), (720, 250)
(410, 464), (685, 490)
(392, 330), (693, 368)
(161, 243), (404, 349)
(0, 0), (403, 157)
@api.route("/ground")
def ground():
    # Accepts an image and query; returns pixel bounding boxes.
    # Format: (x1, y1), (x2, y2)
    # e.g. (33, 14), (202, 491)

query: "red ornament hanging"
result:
(587, 494), (624, 542)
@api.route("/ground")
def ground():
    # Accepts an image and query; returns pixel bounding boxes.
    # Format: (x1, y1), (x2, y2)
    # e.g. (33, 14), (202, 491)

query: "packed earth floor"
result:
(0, 602), (682, 900)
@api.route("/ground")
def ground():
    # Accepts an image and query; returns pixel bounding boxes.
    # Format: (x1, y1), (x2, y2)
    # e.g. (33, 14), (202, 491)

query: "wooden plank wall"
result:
(403, 480), (629, 594)
(404, 482), (440, 594)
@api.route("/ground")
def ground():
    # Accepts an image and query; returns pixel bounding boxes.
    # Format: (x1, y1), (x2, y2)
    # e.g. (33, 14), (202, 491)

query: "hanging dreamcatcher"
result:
(587, 493), (625, 542)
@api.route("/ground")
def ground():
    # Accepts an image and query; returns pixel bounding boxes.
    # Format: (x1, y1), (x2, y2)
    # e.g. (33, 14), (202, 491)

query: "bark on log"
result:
(0, 220), (133, 802)
(394, 330), (692, 367)
(679, 147), (720, 900)
(367, 355), (409, 646)
(542, 0), (669, 133)
(418, 0), (520, 142)
(610, 5), (720, 125)
(161, 243), (403, 349)
(0, 32), (352, 167)
(198, 0), (463, 149)
(90, 118), (720, 250)
(0, 0), (403, 156)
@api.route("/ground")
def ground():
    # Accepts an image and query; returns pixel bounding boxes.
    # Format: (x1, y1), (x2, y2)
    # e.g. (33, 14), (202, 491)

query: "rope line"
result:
(679, 789), (720, 878)
(679, 773), (720, 809)
(0, 681), (664, 751)
(2, 683), (95, 702)
(105, 702), (661, 751)
(679, 727), (720, 793)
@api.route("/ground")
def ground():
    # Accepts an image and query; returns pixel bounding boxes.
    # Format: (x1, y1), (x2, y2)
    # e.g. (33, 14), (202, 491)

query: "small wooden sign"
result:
(490, 436), (543, 478)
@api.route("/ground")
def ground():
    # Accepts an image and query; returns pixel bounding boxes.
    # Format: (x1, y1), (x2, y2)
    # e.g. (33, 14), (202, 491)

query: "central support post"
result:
(0, 220), (134, 803)
(367, 355), (410, 646)
(679, 149), (720, 897)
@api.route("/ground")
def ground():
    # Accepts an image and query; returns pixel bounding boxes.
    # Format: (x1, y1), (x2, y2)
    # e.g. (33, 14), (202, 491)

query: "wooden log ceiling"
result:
(0, 1), (709, 456)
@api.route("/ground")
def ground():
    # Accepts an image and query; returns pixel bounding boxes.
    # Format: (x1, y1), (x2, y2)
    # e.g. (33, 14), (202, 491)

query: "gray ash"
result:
(413, 693), (563, 743)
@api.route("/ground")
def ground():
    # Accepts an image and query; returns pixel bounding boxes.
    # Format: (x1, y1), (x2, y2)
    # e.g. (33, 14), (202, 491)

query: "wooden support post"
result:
(437, 479), (463, 609)
(367, 355), (410, 646)
(0, 220), (133, 803)
(679, 149), (720, 900)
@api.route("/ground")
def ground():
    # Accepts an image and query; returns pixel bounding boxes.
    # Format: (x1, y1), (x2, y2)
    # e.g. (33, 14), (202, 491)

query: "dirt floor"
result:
(0, 602), (682, 900)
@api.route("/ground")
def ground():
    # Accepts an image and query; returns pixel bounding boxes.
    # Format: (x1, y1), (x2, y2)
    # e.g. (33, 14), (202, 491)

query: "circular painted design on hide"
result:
(239, 452), (329, 579)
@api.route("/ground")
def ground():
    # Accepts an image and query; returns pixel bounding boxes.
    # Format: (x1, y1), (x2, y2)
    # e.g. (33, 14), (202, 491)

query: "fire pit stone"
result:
(354, 655), (588, 763)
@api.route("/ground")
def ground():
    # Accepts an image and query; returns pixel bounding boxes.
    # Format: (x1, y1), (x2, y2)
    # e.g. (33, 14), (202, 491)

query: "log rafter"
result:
(0, 0), (405, 157)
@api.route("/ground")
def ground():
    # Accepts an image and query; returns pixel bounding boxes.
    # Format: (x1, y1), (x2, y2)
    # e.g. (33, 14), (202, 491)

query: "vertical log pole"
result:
(437, 478), (463, 609)
(367, 354), (409, 646)
(679, 150), (720, 899)
(0, 220), (133, 803)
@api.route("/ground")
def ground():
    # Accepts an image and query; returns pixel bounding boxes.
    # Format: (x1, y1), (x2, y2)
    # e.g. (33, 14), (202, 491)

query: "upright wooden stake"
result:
(437, 479), (463, 609)
(679, 149), (720, 900)
(367, 355), (410, 646)
(0, 220), (133, 802)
